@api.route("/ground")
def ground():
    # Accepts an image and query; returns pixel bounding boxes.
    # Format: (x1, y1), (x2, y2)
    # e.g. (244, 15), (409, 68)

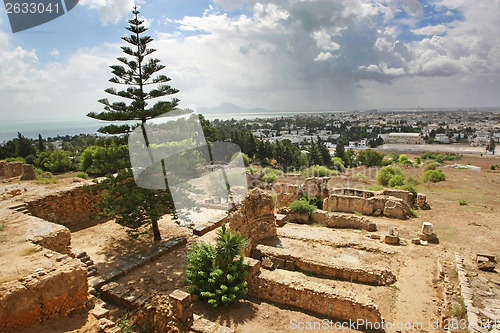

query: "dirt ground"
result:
(2, 154), (500, 332)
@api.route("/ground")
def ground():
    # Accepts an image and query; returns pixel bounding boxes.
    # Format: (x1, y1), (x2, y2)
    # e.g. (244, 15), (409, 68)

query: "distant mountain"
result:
(197, 103), (271, 115)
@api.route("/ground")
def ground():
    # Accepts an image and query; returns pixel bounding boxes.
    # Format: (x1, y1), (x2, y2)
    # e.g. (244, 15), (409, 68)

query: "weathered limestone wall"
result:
(323, 194), (411, 219)
(253, 244), (396, 286)
(311, 210), (377, 231)
(26, 186), (102, 227)
(229, 188), (277, 255)
(248, 269), (383, 325)
(28, 216), (72, 254)
(0, 255), (88, 333)
(0, 161), (36, 180)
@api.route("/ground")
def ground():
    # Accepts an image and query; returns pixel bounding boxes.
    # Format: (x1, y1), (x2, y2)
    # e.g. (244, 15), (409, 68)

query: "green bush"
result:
(490, 164), (499, 170)
(24, 154), (36, 164)
(300, 165), (338, 177)
(389, 153), (400, 162)
(357, 149), (385, 167)
(401, 183), (417, 195)
(376, 166), (403, 186)
(261, 168), (283, 183)
(80, 145), (130, 175)
(459, 199), (468, 206)
(421, 152), (436, 160)
(415, 157), (421, 165)
(300, 193), (323, 210)
(381, 159), (393, 166)
(232, 152), (249, 167)
(185, 226), (248, 308)
(388, 174), (405, 187)
(289, 199), (317, 217)
(330, 157), (345, 172)
(77, 172), (89, 179)
(398, 154), (409, 164)
(405, 176), (421, 185)
(35, 149), (73, 173)
(3, 157), (26, 163)
(423, 169), (446, 183)
(424, 162), (439, 171)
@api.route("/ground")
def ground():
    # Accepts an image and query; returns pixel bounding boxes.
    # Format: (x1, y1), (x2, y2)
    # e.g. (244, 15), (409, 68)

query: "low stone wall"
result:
(311, 210), (377, 231)
(324, 194), (410, 219)
(253, 244), (396, 286)
(0, 161), (36, 180)
(26, 186), (102, 227)
(0, 255), (88, 333)
(248, 269), (383, 325)
(28, 216), (72, 254)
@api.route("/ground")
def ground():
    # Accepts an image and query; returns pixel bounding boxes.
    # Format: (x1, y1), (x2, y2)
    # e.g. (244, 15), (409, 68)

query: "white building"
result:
(435, 133), (450, 143)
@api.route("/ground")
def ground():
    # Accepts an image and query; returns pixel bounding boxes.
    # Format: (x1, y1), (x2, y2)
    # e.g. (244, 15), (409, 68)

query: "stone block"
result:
(421, 222), (434, 235)
(384, 234), (399, 245)
(169, 290), (193, 326)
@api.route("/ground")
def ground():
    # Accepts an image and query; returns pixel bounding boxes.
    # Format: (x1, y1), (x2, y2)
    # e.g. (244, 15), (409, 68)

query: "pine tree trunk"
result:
(152, 219), (162, 241)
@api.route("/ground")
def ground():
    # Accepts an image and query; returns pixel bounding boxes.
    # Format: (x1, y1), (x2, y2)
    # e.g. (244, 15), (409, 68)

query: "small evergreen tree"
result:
(38, 134), (46, 152)
(334, 139), (345, 162)
(185, 226), (248, 308)
(86, 7), (180, 241)
(15, 132), (35, 158)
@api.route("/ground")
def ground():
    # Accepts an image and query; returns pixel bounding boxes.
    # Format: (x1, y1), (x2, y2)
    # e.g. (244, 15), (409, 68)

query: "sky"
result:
(1, 0), (500, 121)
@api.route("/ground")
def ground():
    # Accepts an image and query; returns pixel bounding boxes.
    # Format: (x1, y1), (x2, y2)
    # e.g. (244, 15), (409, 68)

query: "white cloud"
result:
(79, 0), (137, 25)
(412, 24), (448, 36)
(314, 52), (334, 61)
(48, 49), (60, 57)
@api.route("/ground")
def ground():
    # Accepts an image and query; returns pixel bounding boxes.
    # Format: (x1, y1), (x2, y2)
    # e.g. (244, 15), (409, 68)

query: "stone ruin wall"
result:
(0, 254), (88, 333)
(26, 186), (102, 228)
(0, 161), (36, 180)
(247, 269), (382, 326)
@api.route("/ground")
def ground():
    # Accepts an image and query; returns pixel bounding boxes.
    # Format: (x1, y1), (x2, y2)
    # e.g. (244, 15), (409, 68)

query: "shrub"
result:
(357, 149), (385, 167)
(388, 174), (405, 187)
(4, 157), (26, 163)
(300, 165), (338, 177)
(424, 162), (439, 171)
(459, 199), (468, 206)
(289, 199), (317, 217)
(330, 157), (345, 172)
(490, 164), (499, 170)
(80, 145), (130, 175)
(35, 149), (73, 173)
(232, 152), (249, 167)
(185, 226), (248, 308)
(0, 224), (6, 231)
(389, 153), (400, 162)
(24, 154), (36, 164)
(381, 159), (393, 166)
(405, 176), (421, 185)
(415, 157), (421, 165)
(421, 152), (436, 160)
(35, 171), (57, 184)
(423, 169), (446, 183)
(261, 168), (283, 183)
(402, 183), (417, 195)
(77, 172), (89, 179)
(398, 154), (409, 164)
(300, 193), (323, 210)
(376, 166), (403, 186)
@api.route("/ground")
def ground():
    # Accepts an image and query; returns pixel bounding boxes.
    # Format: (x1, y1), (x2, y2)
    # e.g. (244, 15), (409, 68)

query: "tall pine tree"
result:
(88, 7), (180, 241)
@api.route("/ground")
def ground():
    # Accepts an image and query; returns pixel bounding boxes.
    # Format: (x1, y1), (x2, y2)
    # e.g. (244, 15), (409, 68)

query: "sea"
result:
(0, 110), (341, 143)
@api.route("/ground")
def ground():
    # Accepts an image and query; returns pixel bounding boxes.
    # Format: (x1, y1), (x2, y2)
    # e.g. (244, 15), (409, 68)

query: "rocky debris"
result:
(191, 314), (235, 333)
(417, 193), (431, 210)
(381, 189), (416, 207)
(418, 222), (439, 244)
(228, 188), (277, 255)
(283, 212), (310, 224)
(382, 197), (410, 219)
(477, 253), (497, 272)
(384, 227), (399, 245)
(92, 302), (110, 319)
(274, 183), (301, 211)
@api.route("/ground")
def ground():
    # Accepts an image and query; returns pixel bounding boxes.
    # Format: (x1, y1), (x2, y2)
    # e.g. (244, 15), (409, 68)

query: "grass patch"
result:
(0, 224), (6, 232)
(76, 172), (89, 179)
(450, 296), (466, 319)
(366, 185), (383, 191)
(458, 199), (468, 206)
(433, 225), (458, 242)
(289, 199), (317, 217)
(409, 207), (418, 217)
(353, 211), (363, 216)
(300, 165), (338, 177)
